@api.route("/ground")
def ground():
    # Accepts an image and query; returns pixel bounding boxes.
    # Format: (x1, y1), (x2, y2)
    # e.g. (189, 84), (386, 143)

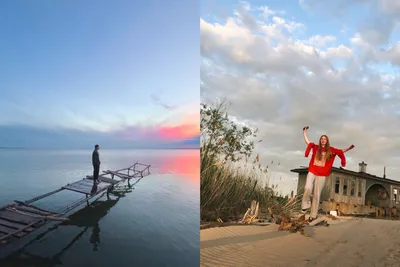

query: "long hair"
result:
(316, 135), (332, 161)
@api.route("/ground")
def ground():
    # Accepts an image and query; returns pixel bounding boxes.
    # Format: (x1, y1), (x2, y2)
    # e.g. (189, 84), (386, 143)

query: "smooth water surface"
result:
(0, 149), (199, 267)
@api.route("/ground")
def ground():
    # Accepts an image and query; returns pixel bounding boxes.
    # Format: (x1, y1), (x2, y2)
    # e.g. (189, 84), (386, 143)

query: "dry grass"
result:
(200, 150), (300, 222)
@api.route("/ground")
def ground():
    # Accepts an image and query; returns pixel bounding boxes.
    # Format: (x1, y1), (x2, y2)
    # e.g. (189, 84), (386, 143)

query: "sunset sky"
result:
(0, 0), (199, 149)
(201, 0), (400, 195)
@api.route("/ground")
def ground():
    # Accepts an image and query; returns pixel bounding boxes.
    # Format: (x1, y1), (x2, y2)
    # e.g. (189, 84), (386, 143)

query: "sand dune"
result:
(201, 216), (400, 267)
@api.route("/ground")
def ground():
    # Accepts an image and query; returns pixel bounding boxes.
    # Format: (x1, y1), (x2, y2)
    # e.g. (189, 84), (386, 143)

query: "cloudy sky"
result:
(0, 0), (199, 149)
(201, 0), (400, 195)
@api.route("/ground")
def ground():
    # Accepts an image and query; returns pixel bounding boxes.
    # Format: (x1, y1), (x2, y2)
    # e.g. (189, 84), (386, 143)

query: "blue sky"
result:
(201, 0), (400, 195)
(0, 0), (199, 148)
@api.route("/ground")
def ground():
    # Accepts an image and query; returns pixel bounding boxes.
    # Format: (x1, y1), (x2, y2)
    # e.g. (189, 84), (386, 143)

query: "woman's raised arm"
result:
(303, 126), (310, 145)
(341, 144), (355, 153)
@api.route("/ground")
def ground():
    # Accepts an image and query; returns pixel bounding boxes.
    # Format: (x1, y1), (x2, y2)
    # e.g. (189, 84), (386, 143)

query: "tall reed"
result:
(201, 149), (278, 221)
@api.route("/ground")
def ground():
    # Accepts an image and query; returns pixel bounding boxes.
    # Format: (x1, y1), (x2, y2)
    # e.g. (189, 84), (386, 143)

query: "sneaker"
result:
(308, 216), (318, 223)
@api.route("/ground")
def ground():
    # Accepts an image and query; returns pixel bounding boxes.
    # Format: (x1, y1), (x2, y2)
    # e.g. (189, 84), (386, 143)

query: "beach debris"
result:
(326, 214), (339, 220)
(329, 210), (338, 217)
(278, 214), (310, 236)
(239, 200), (259, 224)
(314, 220), (330, 227)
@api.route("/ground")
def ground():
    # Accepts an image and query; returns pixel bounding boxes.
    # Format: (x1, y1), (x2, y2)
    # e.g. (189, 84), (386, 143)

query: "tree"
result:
(200, 100), (260, 163)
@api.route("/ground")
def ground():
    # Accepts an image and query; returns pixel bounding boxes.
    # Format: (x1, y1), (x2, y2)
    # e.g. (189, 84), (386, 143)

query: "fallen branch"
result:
(278, 214), (309, 236)
(239, 200), (259, 224)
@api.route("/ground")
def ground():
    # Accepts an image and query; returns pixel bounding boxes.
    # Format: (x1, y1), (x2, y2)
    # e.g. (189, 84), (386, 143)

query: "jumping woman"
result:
(302, 126), (355, 222)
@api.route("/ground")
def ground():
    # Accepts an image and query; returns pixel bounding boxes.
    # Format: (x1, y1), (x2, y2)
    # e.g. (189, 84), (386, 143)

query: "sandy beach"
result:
(201, 216), (400, 267)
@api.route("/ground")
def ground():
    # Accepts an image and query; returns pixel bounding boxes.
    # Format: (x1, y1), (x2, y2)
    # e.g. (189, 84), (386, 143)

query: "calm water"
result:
(0, 149), (199, 267)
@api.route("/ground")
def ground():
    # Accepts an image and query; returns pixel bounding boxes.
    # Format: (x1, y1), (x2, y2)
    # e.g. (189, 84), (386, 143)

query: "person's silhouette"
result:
(90, 223), (101, 251)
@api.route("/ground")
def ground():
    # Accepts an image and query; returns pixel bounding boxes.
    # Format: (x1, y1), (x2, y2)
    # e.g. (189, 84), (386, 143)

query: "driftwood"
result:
(278, 214), (310, 236)
(326, 214), (339, 220)
(240, 200), (259, 224)
(278, 214), (331, 236)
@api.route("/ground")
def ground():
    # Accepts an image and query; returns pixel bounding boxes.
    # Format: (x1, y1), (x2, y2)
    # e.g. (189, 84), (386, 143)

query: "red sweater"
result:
(304, 142), (346, 176)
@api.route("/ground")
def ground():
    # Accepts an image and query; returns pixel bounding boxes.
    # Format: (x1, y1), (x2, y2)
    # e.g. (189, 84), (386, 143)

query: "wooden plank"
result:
(13, 206), (55, 217)
(0, 210), (38, 225)
(0, 224), (27, 238)
(103, 170), (130, 179)
(62, 183), (111, 195)
(67, 180), (94, 188)
(0, 224), (23, 236)
(15, 201), (51, 213)
(62, 185), (91, 195)
(99, 176), (120, 185)
(63, 182), (97, 192)
(14, 202), (56, 215)
(73, 182), (94, 189)
(0, 218), (34, 231)
(111, 172), (131, 179)
(0, 223), (19, 234)
(23, 188), (64, 205)
(6, 207), (52, 220)
(0, 220), (45, 242)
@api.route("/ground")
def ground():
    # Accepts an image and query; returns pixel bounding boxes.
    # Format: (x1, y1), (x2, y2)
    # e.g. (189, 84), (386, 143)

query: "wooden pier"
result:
(0, 162), (150, 247)
(0, 186), (131, 265)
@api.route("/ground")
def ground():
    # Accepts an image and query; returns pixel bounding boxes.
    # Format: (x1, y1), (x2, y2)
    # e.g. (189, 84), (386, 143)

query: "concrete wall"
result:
(328, 172), (365, 205)
(321, 201), (376, 215)
(389, 185), (400, 209)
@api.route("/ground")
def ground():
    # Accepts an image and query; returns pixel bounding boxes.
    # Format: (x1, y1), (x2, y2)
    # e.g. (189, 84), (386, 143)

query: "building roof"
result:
(291, 166), (400, 186)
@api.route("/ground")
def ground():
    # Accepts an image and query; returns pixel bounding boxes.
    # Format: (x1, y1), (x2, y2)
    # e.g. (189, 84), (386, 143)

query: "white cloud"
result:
(323, 45), (353, 59)
(201, 3), (400, 195)
(307, 35), (336, 48)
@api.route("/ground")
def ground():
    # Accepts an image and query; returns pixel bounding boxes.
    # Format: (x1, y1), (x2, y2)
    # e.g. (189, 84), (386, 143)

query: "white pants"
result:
(301, 172), (326, 218)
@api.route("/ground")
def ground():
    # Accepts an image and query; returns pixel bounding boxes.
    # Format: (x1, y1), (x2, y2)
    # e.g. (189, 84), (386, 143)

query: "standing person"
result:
(302, 126), (354, 222)
(92, 144), (101, 184)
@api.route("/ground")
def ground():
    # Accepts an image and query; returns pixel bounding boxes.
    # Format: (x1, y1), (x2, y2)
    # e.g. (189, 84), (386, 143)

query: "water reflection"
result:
(159, 150), (199, 184)
(0, 179), (138, 267)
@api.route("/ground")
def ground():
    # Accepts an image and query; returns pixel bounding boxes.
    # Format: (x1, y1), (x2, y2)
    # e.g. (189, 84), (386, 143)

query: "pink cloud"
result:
(158, 124), (199, 140)
(113, 123), (199, 142)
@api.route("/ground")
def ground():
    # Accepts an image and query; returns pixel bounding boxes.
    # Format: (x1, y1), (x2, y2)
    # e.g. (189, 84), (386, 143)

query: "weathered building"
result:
(291, 162), (400, 216)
